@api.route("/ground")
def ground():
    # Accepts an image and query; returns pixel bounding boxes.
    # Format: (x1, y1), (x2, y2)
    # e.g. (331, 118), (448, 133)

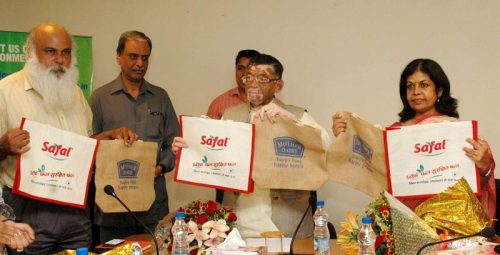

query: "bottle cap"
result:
(175, 211), (185, 218)
(361, 216), (373, 224)
(316, 200), (325, 206)
(76, 247), (88, 255)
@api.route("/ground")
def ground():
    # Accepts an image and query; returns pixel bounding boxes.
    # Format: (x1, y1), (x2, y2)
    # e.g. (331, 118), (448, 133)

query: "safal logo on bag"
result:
(41, 141), (73, 161)
(414, 139), (447, 156)
(200, 135), (230, 151)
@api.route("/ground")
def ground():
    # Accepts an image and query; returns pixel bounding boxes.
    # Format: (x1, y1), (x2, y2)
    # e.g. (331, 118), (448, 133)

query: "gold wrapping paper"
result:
(385, 191), (440, 255)
(415, 178), (491, 236)
(100, 243), (134, 255)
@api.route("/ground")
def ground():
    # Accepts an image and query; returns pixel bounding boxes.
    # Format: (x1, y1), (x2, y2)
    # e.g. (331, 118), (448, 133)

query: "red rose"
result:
(228, 212), (237, 222)
(197, 214), (208, 224)
(206, 200), (218, 215)
(375, 235), (385, 249)
(194, 201), (201, 209)
(378, 206), (389, 213)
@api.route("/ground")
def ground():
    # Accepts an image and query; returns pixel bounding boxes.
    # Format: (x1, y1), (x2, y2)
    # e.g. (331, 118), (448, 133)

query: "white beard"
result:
(24, 55), (79, 112)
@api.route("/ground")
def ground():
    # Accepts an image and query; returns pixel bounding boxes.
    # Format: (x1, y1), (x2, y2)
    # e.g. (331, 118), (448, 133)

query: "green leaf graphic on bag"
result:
(417, 164), (424, 173)
(38, 164), (45, 173)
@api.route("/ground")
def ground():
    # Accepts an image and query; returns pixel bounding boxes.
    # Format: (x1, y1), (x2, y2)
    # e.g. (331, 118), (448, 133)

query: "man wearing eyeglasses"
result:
(223, 53), (330, 238)
(90, 31), (179, 243)
(173, 53), (329, 238)
(207, 49), (259, 205)
(206, 49), (260, 120)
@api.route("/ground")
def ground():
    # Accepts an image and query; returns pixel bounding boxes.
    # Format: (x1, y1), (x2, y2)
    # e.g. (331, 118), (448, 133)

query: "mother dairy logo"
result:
(41, 141), (73, 161)
(117, 159), (140, 178)
(414, 139), (447, 156)
(353, 135), (372, 161)
(273, 137), (304, 158)
(200, 135), (229, 151)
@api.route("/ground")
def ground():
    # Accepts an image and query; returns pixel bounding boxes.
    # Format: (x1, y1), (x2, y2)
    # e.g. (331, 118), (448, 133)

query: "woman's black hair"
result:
(398, 58), (459, 122)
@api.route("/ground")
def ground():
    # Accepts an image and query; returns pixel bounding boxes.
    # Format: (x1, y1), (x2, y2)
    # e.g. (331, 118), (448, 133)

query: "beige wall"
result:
(2, 0), (499, 231)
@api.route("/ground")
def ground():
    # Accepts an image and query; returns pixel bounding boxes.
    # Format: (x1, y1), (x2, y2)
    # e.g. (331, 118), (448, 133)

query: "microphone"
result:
(103, 185), (160, 255)
(416, 226), (495, 255)
(104, 185), (115, 196)
(289, 195), (315, 255)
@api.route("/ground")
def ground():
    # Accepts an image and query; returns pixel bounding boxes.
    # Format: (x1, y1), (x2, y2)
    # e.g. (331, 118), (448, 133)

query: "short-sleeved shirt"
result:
(0, 69), (93, 188)
(90, 75), (179, 171)
(206, 87), (245, 119)
(91, 75), (180, 226)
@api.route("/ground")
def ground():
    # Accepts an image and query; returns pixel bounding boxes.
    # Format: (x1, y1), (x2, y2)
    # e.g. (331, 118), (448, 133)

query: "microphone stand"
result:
(289, 203), (311, 255)
(105, 186), (160, 255)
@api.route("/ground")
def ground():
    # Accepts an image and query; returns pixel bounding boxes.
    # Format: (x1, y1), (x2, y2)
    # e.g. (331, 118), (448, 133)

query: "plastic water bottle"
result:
(357, 217), (376, 255)
(313, 200), (330, 255)
(172, 211), (189, 255)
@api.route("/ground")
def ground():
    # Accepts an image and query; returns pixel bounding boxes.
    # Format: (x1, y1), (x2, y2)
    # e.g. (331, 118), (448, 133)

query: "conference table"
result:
(125, 234), (344, 254)
(291, 239), (343, 254)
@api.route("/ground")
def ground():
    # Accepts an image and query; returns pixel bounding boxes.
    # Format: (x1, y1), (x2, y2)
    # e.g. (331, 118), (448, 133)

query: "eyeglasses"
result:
(241, 74), (279, 85)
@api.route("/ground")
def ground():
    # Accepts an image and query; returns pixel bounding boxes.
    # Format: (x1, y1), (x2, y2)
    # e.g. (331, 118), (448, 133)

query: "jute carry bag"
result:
(252, 116), (328, 190)
(95, 140), (157, 213)
(326, 111), (387, 197)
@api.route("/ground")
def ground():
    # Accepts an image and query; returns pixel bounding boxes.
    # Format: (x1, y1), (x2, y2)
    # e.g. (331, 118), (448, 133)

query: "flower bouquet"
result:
(155, 200), (237, 255)
(338, 191), (439, 255)
(337, 193), (395, 255)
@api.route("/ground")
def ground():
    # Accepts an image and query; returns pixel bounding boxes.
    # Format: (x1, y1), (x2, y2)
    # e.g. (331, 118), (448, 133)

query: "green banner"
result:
(0, 31), (93, 100)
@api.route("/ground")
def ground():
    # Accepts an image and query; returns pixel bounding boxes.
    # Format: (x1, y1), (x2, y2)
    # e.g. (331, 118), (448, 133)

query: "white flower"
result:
(202, 219), (230, 247)
(186, 220), (210, 248)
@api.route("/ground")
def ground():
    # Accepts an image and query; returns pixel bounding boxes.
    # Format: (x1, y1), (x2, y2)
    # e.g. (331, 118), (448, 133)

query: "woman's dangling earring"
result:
(437, 97), (440, 103)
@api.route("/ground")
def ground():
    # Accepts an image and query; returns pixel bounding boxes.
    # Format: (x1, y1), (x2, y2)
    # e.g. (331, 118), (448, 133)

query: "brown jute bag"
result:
(252, 116), (328, 190)
(326, 111), (387, 197)
(95, 140), (157, 213)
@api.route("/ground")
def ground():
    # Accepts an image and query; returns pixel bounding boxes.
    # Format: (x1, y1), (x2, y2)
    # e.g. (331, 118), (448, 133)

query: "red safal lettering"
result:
(414, 140), (446, 154)
(200, 135), (229, 148)
(41, 141), (73, 157)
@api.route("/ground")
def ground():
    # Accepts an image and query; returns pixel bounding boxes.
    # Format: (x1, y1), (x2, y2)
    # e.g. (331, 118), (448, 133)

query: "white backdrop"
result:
(2, 0), (499, 231)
